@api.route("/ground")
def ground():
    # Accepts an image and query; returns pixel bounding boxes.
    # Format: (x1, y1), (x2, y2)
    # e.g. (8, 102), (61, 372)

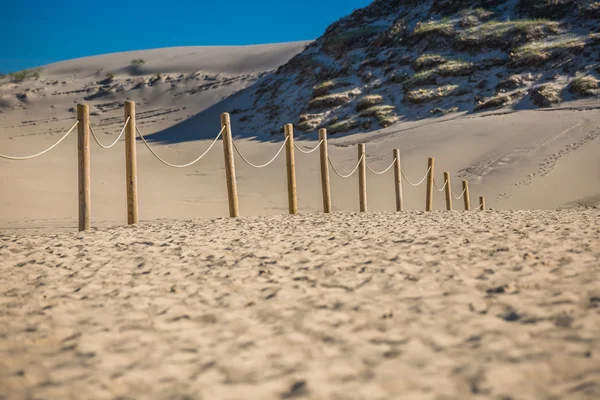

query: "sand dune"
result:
(1, 211), (599, 399)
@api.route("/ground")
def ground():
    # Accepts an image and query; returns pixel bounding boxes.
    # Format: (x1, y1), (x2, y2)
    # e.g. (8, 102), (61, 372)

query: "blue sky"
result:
(0, 0), (372, 73)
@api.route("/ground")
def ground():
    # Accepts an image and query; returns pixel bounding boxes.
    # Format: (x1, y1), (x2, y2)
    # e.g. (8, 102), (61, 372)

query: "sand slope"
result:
(1, 211), (599, 399)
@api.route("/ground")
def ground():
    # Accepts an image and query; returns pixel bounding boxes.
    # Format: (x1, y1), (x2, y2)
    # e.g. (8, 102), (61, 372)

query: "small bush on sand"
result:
(412, 54), (447, 71)
(105, 72), (115, 80)
(474, 94), (511, 111)
(130, 59), (146, 66)
(403, 70), (438, 90)
(568, 76), (598, 97)
(9, 69), (41, 82)
(308, 91), (356, 110)
(436, 60), (475, 76)
(531, 85), (562, 107)
(358, 105), (395, 118)
(322, 26), (382, 55)
(412, 20), (455, 38)
(511, 37), (586, 67)
(328, 118), (360, 134)
(355, 95), (383, 111)
(406, 85), (462, 104)
(312, 80), (351, 97)
(457, 20), (560, 49)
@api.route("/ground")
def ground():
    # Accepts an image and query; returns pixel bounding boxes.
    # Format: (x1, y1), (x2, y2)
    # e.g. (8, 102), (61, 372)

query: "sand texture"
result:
(1, 210), (599, 399)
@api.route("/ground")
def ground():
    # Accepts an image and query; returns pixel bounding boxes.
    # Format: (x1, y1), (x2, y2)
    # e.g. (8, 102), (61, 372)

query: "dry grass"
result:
(458, 20), (560, 49)
(412, 54), (447, 71)
(511, 36), (586, 67)
(474, 94), (511, 111)
(308, 91), (356, 110)
(327, 118), (360, 134)
(358, 105), (395, 118)
(355, 95), (383, 111)
(568, 76), (599, 97)
(312, 80), (351, 97)
(412, 20), (456, 37)
(405, 85), (462, 104)
(531, 85), (562, 107)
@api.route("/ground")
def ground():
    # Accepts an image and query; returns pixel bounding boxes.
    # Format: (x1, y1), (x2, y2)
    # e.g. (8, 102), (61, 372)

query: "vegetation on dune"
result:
(358, 105), (396, 118)
(405, 85), (463, 104)
(322, 26), (383, 56)
(474, 94), (511, 111)
(105, 72), (115, 80)
(568, 76), (599, 97)
(531, 85), (562, 107)
(510, 36), (586, 67)
(308, 91), (357, 110)
(457, 19), (560, 49)
(312, 80), (351, 97)
(412, 54), (447, 71)
(130, 59), (146, 66)
(9, 69), (41, 82)
(327, 118), (360, 134)
(355, 95), (383, 111)
(412, 20), (456, 38)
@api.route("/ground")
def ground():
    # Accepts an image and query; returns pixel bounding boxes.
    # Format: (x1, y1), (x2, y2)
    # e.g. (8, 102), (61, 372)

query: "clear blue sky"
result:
(0, 0), (372, 73)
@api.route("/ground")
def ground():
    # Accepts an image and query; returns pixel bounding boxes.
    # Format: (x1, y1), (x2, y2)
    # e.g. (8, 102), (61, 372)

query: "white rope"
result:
(293, 140), (323, 154)
(433, 178), (448, 192)
(89, 117), (129, 149)
(0, 121), (79, 160)
(136, 125), (224, 168)
(452, 187), (467, 200)
(401, 166), (431, 187)
(232, 136), (288, 168)
(328, 154), (365, 178)
(367, 158), (397, 175)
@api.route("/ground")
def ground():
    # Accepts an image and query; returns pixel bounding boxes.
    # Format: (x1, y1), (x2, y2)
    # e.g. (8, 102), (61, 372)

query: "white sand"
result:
(1, 211), (599, 399)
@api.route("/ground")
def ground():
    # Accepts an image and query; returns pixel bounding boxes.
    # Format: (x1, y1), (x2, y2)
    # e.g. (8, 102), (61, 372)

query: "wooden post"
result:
(318, 129), (331, 213)
(393, 149), (403, 212)
(284, 124), (297, 214)
(444, 172), (452, 211)
(426, 157), (434, 211)
(462, 180), (471, 211)
(479, 196), (486, 211)
(124, 101), (138, 225)
(358, 143), (367, 212)
(77, 104), (91, 231)
(221, 113), (239, 217)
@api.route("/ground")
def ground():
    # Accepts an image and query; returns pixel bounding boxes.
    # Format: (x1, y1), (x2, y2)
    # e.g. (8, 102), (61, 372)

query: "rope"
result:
(367, 158), (397, 175)
(136, 125), (224, 168)
(433, 178), (448, 192)
(328, 154), (365, 178)
(0, 121), (79, 160)
(232, 137), (288, 168)
(293, 140), (323, 154)
(89, 117), (129, 149)
(452, 188), (467, 200)
(401, 166), (431, 187)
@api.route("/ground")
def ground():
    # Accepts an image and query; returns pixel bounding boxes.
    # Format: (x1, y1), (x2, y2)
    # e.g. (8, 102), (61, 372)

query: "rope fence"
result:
(294, 140), (323, 154)
(1, 101), (488, 231)
(328, 154), (364, 178)
(90, 117), (130, 149)
(0, 120), (79, 160)
(232, 136), (288, 168)
(136, 125), (224, 168)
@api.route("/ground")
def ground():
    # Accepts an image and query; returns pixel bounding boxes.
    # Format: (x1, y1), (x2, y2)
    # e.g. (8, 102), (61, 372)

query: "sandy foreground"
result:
(1, 210), (599, 400)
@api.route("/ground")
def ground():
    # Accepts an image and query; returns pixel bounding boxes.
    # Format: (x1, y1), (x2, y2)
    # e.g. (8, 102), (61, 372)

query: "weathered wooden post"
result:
(284, 124), (297, 214)
(479, 196), (486, 211)
(358, 144), (367, 212)
(77, 104), (91, 231)
(393, 149), (403, 212)
(462, 180), (471, 211)
(426, 157), (434, 211)
(444, 172), (452, 211)
(124, 101), (138, 225)
(318, 128), (331, 213)
(221, 112), (239, 217)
